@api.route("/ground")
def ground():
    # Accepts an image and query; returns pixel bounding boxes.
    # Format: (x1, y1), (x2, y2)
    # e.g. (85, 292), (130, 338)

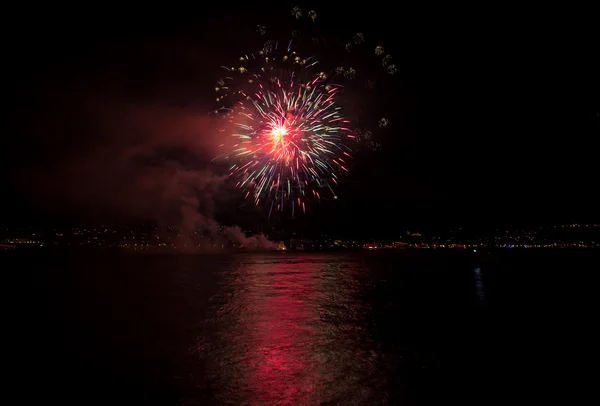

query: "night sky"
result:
(2, 2), (598, 236)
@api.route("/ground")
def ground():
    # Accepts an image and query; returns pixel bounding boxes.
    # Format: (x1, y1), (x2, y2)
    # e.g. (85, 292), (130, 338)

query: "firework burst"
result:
(212, 6), (397, 216)
(213, 46), (353, 217)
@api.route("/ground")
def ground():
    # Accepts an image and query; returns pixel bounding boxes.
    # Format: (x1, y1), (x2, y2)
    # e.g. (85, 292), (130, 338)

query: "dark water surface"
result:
(7, 250), (594, 404)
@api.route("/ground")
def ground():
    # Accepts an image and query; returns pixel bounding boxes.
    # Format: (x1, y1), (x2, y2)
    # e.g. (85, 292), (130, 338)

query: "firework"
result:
(354, 128), (381, 151)
(212, 7), (398, 216)
(343, 67), (356, 80)
(213, 45), (353, 216)
(353, 32), (365, 45)
(291, 6), (302, 19)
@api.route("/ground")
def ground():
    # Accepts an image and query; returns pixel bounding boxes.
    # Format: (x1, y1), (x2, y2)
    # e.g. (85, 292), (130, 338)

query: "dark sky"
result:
(2, 2), (599, 236)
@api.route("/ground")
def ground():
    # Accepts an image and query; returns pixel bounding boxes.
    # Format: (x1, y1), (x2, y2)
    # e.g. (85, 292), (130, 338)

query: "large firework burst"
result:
(212, 6), (396, 216)
(213, 44), (354, 217)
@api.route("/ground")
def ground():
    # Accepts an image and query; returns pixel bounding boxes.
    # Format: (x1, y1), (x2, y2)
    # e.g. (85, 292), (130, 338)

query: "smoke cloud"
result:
(10, 57), (275, 252)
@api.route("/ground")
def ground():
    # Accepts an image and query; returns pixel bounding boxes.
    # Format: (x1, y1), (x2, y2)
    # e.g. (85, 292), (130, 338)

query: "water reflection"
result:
(474, 267), (485, 302)
(201, 254), (385, 404)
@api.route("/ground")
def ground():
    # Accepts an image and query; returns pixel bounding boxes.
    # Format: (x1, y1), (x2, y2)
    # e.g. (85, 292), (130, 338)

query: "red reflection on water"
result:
(242, 261), (320, 404)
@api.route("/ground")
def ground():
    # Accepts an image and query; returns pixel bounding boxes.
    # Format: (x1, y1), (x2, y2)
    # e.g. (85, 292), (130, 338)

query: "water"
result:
(7, 250), (593, 404)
